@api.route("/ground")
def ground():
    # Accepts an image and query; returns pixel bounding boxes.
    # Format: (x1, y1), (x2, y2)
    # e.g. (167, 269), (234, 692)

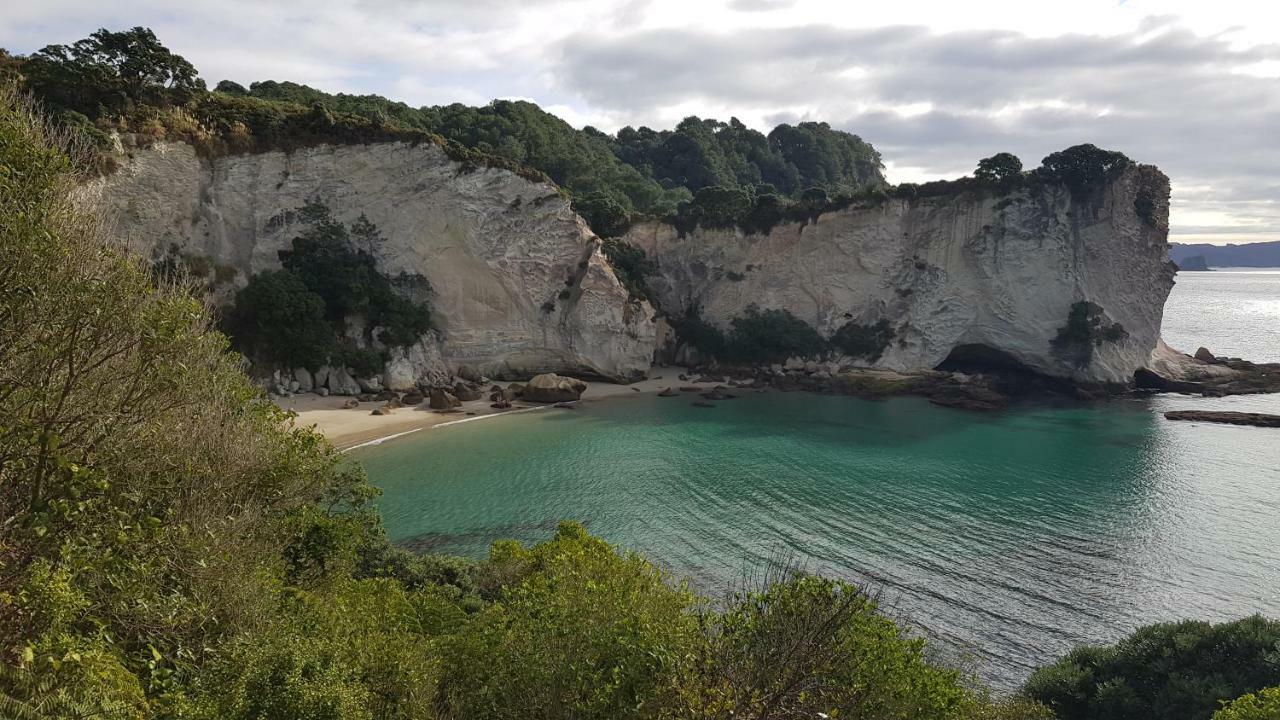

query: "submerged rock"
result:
(1164, 410), (1280, 428)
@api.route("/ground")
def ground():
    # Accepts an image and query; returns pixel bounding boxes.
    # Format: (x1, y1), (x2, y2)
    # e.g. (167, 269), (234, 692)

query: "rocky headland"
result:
(83, 135), (1270, 422)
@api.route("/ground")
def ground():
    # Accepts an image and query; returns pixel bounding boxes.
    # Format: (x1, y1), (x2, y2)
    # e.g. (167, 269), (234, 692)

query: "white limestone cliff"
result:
(82, 140), (656, 384)
(625, 166), (1174, 384)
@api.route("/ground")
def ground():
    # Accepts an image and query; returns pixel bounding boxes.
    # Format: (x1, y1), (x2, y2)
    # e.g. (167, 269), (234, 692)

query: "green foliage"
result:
(671, 309), (731, 359)
(228, 200), (432, 370)
(1024, 615), (1280, 720)
(438, 522), (699, 719)
(229, 270), (334, 368)
(1214, 686), (1280, 720)
(831, 319), (896, 362)
(23, 26), (205, 118)
(728, 305), (828, 363)
(601, 239), (655, 302)
(573, 190), (632, 237)
(1050, 301), (1128, 367)
(0, 81), (369, 712)
(186, 579), (458, 720)
(689, 185), (756, 228)
(674, 571), (977, 719)
(975, 153), (1024, 189)
(1036, 144), (1132, 196)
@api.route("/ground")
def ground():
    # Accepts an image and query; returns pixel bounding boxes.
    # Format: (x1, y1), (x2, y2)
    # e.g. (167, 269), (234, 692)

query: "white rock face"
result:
(84, 141), (656, 382)
(626, 166), (1174, 384)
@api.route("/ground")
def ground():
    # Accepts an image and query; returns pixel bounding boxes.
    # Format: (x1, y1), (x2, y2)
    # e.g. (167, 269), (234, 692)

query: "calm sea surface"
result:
(1162, 268), (1280, 361)
(357, 270), (1280, 691)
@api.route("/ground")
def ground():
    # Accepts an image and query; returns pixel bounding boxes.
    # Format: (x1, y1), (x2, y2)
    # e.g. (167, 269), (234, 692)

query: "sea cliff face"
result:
(626, 166), (1174, 384)
(83, 140), (656, 383)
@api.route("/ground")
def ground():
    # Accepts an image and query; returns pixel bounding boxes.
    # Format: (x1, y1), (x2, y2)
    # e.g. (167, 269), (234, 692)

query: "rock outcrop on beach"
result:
(83, 141), (656, 384)
(627, 165), (1175, 385)
(522, 373), (588, 403)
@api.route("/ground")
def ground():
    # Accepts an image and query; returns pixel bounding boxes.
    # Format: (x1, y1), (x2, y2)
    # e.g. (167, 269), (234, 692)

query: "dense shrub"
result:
(676, 571), (976, 719)
(974, 153), (1024, 190)
(0, 81), (369, 713)
(22, 27), (205, 118)
(1036, 144), (1132, 196)
(727, 304), (827, 363)
(1024, 616), (1280, 720)
(572, 190), (632, 237)
(831, 319), (896, 362)
(1214, 686), (1280, 720)
(438, 522), (699, 719)
(228, 199), (432, 370)
(601, 238), (655, 303)
(671, 309), (731, 359)
(1050, 301), (1128, 368)
(228, 269), (335, 368)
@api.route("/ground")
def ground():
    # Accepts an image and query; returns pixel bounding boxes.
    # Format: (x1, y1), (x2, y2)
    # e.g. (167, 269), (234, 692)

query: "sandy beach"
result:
(277, 369), (729, 450)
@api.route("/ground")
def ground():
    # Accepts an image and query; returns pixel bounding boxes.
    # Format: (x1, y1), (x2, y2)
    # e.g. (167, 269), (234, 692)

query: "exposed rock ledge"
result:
(81, 140), (656, 384)
(1164, 411), (1280, 428)
(1140, 340), (1280, 395)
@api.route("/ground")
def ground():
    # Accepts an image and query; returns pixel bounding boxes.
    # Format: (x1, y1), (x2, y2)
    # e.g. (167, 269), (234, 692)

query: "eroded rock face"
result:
(626, 166), (1175, 384)
(84, 141), (656, 383)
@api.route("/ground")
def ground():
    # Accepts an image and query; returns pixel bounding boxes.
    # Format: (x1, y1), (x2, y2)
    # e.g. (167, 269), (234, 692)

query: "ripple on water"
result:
(357, 391), (1280, 691)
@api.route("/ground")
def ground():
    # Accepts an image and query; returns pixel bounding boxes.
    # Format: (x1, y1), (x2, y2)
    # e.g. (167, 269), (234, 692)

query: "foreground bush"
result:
(1024, 616), (1280, 720)
(1214, 686), (1280, 720)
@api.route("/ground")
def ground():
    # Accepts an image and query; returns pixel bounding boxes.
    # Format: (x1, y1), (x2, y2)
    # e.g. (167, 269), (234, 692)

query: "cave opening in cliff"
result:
(936, 344), (1036, 374)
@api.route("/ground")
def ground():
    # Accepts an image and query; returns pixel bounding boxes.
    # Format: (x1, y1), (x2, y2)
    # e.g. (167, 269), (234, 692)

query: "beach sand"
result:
(277, 368), (730, 450)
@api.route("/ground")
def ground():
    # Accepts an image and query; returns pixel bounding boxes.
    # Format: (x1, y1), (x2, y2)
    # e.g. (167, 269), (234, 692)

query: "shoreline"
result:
(278, 368), (727, 451)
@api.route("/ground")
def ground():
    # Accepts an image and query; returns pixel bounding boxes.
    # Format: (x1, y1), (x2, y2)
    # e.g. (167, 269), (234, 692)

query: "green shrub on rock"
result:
(1024, 615), (1280, 720)
(728, 304), (827, 363)
(228, 269), (334, 368)
(831, 319), (896, 362)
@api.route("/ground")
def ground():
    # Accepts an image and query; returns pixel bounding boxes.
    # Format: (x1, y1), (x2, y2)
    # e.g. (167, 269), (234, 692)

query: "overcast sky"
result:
(4, 0), (1278, 244)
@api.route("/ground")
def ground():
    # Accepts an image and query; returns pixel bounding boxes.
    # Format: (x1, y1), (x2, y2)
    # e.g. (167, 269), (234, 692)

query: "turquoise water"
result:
(357, 391), (1280, 690)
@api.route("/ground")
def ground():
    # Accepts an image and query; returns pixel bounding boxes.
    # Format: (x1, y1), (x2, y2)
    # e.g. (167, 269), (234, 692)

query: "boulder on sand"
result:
(657, 388), (678, 397)
(453, 382), (482, 401)
(340, 398), (359, 409)
(428, 388), (461, 409)
(522, 373), (588, 403)
(1194, 347), (1219, 363)
(327, 367), (361, 396)
(293, 367), (313, 393)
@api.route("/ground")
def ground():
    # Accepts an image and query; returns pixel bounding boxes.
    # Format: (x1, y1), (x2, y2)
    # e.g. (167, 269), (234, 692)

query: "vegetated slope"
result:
(3, 28), (885, 240)
(3, 74), (1037, 718)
